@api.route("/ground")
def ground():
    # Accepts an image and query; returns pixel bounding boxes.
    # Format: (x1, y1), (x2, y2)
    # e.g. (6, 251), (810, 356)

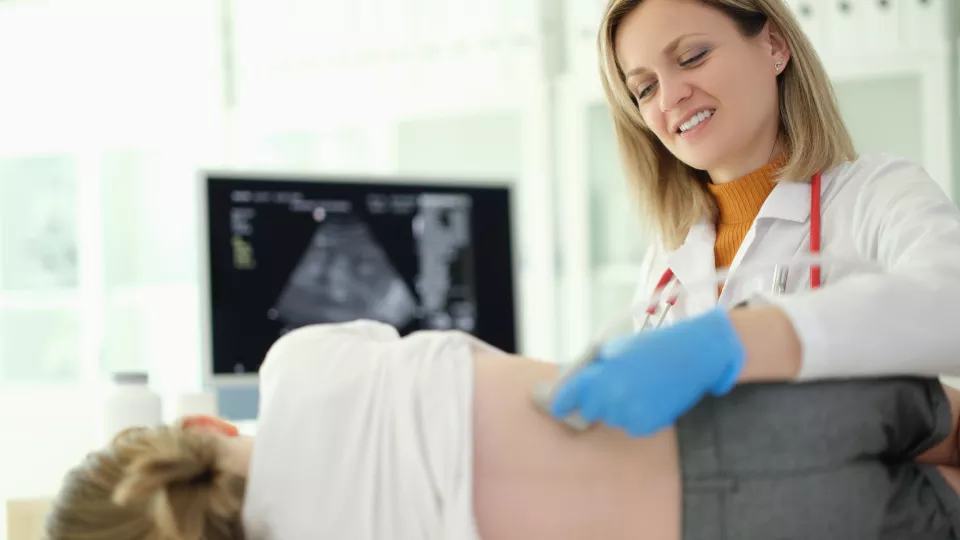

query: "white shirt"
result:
(632, 153), (960, 380)
(241, 320), (492, 540)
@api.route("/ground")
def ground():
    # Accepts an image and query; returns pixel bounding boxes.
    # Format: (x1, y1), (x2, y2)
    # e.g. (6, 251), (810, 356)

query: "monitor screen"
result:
(201, 173), (517, 377)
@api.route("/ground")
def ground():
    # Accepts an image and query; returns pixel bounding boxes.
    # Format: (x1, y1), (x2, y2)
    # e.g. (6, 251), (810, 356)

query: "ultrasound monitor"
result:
(199, 172), (517, 382)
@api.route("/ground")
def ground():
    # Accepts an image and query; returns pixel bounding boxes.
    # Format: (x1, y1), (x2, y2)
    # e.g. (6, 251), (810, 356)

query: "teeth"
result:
(680, 110), (714, 133)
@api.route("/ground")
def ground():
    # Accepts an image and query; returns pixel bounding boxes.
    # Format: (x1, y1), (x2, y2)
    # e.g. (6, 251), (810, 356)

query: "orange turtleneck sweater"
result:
(706, 155), (785, 273)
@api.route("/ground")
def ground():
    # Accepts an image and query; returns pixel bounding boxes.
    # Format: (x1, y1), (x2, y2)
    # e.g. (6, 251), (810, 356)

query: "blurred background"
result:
(0, 0), (957, 535)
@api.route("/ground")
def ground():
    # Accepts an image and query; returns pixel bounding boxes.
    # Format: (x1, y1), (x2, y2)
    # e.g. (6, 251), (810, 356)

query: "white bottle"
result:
(100, 372), (164, 444)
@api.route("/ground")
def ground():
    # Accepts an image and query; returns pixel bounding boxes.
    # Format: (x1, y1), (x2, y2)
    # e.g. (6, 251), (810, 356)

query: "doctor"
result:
(550, 0), (960, 437)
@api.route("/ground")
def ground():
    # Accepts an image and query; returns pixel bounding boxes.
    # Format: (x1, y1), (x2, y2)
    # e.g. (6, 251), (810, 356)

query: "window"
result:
(0, 155), (82, 384)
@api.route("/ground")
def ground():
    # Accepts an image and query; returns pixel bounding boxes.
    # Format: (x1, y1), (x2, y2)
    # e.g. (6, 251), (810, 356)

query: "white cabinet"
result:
(827, 50), (955, 199)
(861, 0), (902, 53)
(786, 0), (829, 51)
(821, 0), (865, 52)
(787, 0), (954, 54)
(900, 0), (954, 49)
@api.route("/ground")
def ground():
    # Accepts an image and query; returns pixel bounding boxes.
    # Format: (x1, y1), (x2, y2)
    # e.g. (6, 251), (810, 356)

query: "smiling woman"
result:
(618, 1), (783, 179)
(598, 0), (855, 250)
(553, 0), (960, 449)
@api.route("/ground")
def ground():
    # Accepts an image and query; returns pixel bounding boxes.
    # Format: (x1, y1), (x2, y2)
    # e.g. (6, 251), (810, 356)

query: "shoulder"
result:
(820, 154), (960, 261)
(258, 320), (401, 389)
(262, 319), (400, 364)
(825, 153), (951, 207)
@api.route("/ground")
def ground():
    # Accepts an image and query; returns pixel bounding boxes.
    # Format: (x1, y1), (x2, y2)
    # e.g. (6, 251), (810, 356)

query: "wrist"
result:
(729, 305), (802, 383)
(695, 308), (746, 395)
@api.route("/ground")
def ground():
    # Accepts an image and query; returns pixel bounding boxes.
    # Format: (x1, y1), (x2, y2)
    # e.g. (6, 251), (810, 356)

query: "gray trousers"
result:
(677, 377), (960, 539)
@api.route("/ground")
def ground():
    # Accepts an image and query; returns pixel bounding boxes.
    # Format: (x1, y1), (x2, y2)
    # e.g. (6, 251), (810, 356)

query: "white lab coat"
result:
(632, 153), (960, 380)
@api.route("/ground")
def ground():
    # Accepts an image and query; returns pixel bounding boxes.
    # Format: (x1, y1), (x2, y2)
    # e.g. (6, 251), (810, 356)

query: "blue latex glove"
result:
(549, 307), (747, 437)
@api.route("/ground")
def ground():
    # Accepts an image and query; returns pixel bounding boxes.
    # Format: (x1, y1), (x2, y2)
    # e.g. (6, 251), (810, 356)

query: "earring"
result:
(775, 58), (784, 71)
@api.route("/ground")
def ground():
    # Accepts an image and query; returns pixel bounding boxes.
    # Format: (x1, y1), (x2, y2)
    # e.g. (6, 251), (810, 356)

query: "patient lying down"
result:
(45, 321), (960, 540)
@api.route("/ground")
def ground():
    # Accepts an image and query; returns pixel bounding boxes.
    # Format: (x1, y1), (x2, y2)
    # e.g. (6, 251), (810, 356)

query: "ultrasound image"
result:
(413, 194), (476, 331)
(270, 213), (418, 328)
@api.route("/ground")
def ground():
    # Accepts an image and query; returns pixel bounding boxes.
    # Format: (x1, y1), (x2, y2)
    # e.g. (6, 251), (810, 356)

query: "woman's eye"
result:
(637, 81), (657, 100)
(680, 49), (709, 66)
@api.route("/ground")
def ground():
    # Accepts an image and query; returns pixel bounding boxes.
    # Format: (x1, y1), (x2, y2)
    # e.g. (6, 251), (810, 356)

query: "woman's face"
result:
(616, 0), (790, 182)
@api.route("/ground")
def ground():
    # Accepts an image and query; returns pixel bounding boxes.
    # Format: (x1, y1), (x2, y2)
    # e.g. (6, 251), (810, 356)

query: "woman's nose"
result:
(658, 75), (693, 113)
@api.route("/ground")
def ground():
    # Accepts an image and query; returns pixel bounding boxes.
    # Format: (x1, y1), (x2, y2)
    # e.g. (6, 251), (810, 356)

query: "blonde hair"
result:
(44, 425), (246, 540)
(598, 0), (857, 249)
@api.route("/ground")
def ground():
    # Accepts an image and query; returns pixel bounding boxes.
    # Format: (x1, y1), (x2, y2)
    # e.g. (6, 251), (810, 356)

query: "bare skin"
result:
(471, 349), (682, 540)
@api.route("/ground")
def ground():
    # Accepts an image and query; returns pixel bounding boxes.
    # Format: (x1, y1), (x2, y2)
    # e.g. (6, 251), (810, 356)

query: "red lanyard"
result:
(809, 171), (822, 288)
(650, 170), (824, 307)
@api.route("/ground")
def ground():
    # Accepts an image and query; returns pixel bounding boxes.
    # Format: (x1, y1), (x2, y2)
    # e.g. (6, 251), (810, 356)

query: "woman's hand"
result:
(549, 308), (747, 437)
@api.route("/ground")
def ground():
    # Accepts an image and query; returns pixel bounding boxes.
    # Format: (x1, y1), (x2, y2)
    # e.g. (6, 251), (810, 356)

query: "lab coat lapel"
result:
(756, 178), (813, 224)
(665, 219), (717, 316)
(722, 176), (826, 300)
